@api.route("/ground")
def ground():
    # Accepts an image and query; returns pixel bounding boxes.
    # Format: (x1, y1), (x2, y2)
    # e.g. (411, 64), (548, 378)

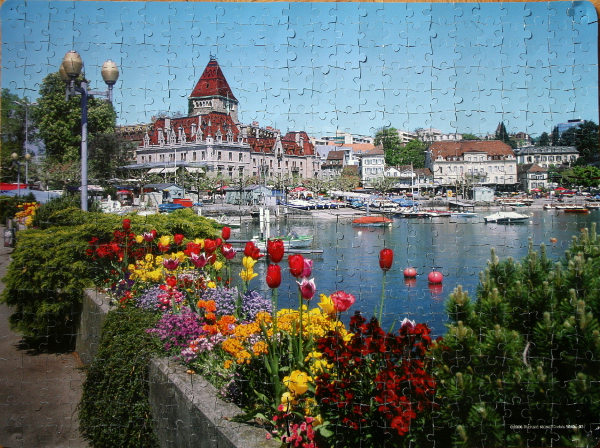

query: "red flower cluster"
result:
(315, 312), (437, 439)
(86, 229), (144, 262)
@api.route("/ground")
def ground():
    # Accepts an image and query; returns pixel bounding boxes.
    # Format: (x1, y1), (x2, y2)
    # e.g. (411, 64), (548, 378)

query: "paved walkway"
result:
(0, 226), (88, 448)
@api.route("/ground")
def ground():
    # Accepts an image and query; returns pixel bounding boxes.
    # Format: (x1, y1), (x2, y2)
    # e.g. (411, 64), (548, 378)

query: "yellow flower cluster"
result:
(128, 253), (164, 282)
(221, 319), (266, 366)
(15, 202), (39, 228)
(305, 350), (333, 376)
(276, 306), (349, 339)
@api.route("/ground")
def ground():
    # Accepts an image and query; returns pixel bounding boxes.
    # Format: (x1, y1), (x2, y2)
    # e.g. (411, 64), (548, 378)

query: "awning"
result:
(185, 167), (204, 173)
(148, 167), (178, 174)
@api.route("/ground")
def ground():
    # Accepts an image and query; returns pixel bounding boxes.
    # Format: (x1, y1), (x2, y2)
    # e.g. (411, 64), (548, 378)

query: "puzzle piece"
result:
(1, 1), (599, 446)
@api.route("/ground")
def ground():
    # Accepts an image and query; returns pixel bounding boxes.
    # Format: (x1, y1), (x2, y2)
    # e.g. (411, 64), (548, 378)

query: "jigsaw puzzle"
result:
(1, 1), (599, 447)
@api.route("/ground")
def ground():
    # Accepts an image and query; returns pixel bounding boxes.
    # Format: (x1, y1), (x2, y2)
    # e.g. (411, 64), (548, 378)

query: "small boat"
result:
(352, 216), (393, 227)
(484, 211), (530, 223)
(451, 212), (478, 218)
(253, 233), (314, 249)
(563, 207), (589, 213)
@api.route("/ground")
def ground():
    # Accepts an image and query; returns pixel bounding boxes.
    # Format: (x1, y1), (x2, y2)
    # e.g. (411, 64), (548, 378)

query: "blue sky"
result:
(2, 1), (597, 138)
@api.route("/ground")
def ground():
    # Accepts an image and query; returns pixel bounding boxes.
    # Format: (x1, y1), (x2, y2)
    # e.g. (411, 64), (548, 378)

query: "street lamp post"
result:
(61, 50), (119, 211)
(11, 152), (31, 195)
(13, 100), (37, 186)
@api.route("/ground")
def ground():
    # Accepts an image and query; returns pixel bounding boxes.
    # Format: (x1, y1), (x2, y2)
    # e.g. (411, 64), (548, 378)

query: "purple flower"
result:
(201, 286), (238, 317)
(136, 286), (163, 311)
(147, 307), (207, 352)
(241, 290), (272, 322)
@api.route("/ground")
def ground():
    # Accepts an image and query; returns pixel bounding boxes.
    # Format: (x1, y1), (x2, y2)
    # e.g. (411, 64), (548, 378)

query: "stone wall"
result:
(78, 289), (278, 448)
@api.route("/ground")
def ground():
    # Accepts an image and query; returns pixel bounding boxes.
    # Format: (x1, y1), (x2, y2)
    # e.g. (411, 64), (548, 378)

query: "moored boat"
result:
(352, 216), (393, 227)
(484, 211), (530, 223)
(563, 207), (589, 213)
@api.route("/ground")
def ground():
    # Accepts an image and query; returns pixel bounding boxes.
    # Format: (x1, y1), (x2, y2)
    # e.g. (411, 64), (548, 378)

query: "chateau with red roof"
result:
(131, 57), (319, 180)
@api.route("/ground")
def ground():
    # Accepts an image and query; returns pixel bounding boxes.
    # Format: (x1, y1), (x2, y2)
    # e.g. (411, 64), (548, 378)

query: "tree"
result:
(495, 122), (518, 148)
(88, 133), (134, 184)
(537, 132), (550, 146)
(563, 166), (600, 188)
(32, 72), (116, 164)
(1, 89), (35, 183)
(461, 133), (480, 140)
(573, 120), (599, 165)
(400, 139), (426, 168)
(374, 127), (402, 165)
(559, 127), (577, 146)
(551, 126), (560, 146)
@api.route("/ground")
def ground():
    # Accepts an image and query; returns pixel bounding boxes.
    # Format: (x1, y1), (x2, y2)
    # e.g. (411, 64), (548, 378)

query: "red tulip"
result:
(163, 257), (180, 271)
(288, 254), (305, 278)
(215, 237), (222, 247)
(174, 233), (184, 246)
(220, 243), (236, 260)
(151, 230), (158, 239)
(331, 291), (356, 312)
(122, 219), (131, 231)
(244, 241), (262, 260)
(207, 253), (217, 265)
(166, 276), (177, 288)
(221, 226), (231, 240)
(267, 239), (285, 263)
(204, 238), (218, 254)
(266, 264), (282, 289)
(184, 242), (202, 256)
(143, 232), (155, 242)
(379, 248), (394, 272)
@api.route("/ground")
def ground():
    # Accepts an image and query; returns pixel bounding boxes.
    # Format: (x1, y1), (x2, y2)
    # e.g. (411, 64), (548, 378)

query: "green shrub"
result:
(78, 307), (161, 448)
(1, 208), (217, 343)
(432, 225), (600, 447)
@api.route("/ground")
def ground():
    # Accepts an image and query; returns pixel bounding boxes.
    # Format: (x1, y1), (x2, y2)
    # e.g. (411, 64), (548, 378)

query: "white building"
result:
(357, 149), (386, 187)
(426, 140), (518, 189)
(514, 146), (579, 168)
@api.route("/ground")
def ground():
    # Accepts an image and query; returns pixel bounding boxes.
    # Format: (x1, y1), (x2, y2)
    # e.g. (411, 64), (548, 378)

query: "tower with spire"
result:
(188, 56), (239, 122)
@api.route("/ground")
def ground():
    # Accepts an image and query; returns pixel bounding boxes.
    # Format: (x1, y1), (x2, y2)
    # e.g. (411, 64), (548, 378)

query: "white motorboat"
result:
(484, 211), (530, 223)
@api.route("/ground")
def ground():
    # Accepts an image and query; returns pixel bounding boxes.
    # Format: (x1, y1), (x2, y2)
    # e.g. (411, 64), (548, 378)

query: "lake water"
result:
(231, 209), (598, 336)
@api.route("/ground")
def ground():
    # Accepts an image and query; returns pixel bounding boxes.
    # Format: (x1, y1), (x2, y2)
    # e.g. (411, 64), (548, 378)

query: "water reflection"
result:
(233, 210), (598, 337)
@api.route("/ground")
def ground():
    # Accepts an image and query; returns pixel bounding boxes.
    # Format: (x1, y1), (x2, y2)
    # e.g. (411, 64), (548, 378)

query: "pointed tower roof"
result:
(190, 57), (237, 102)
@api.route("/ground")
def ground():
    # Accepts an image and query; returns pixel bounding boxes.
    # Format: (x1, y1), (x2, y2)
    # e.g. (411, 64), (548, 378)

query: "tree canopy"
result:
(374, 127), (402, 165)
(32, 72), (116, 164)
(1, 89), (33, 183)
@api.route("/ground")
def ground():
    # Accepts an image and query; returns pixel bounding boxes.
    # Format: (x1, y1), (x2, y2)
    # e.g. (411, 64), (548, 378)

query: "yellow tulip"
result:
(242, 256), (256, 270)
(283, 370), (312, 396)
(239, 269), (258, 282)
(207, 281), (216, 288)
(318, 294), (336, 315)
(213, 260), (223, 271)
(159, 235), (171, 246)
(135, 235), (144, 244)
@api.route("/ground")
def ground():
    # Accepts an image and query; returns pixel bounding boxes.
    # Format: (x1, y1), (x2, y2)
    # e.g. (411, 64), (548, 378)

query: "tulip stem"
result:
(298, 289), (303, 366)
(378, 270), (387, 324)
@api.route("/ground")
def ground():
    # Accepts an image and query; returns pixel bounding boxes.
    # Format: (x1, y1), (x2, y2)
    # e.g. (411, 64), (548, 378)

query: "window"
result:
(239, 153), (243, 162)
(201, 151), (205, 160)
(229, 152), (232, 161)
(193, 152), (197, 161)
(217, 151), (222, 161)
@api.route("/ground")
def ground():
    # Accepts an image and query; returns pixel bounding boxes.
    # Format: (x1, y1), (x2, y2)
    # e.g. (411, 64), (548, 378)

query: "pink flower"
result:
(297, 277), (316, 301)
(301, 258), (313, 278)
(220, 243), (236, 260)
(330, 291), (356, 312)
(142, 232), (155, 242)
(189, 252), (208, 268)
(163, 258), (180, 271)
(400, 317), (416, 330)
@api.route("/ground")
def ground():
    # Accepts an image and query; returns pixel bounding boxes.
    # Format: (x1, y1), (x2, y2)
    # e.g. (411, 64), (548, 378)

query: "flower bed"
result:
(80, 218), (600, 448)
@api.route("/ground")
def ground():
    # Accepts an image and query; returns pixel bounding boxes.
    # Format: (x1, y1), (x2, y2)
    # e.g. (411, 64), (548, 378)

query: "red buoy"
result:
(403, 267), (417, 278)
(428, 270), (443, 284)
